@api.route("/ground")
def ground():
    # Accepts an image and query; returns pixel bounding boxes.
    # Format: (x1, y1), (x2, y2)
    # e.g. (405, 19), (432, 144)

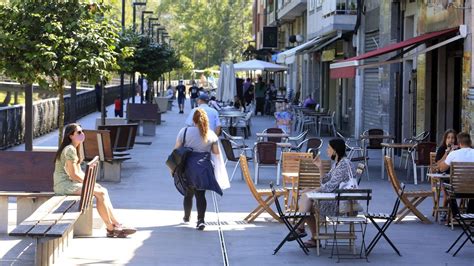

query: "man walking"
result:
(186, 94), (221, 135)
(189, 81), (199, 109)
(176, 80), (186, 114)
(254, 76), (266, 116)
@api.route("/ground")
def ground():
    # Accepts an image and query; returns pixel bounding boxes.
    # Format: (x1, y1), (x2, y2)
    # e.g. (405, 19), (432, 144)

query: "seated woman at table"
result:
(435, 129), (458, 173)
(433, 129), (457, 217)
(295, 138), (355, 248)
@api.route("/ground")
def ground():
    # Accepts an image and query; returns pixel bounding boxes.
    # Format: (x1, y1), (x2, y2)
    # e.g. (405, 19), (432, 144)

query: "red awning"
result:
(330, 27), (461, 79)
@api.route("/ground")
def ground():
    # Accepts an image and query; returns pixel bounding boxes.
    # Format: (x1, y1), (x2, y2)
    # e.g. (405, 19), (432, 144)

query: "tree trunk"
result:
(57, 78), (65, 146)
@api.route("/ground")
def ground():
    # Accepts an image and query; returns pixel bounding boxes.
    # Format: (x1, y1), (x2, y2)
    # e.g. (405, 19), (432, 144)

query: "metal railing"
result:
(0, 84), (132, 150)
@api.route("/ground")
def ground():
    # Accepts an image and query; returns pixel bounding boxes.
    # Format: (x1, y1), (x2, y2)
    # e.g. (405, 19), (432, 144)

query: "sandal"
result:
(303, 239), (318, 248)
(287, 228), (307, 242)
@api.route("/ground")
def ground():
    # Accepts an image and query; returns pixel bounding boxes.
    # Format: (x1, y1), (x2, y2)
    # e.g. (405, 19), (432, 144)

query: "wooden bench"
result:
(0, 151), (56, 234)
(97, 123), (138, 151)
(83, 130), (131, 182)
(127, 103), (158, 136)
(10, 156), (99, 266)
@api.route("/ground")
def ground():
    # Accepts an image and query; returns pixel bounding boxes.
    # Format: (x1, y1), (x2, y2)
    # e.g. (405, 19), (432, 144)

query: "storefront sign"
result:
(322, 49), (335, 62)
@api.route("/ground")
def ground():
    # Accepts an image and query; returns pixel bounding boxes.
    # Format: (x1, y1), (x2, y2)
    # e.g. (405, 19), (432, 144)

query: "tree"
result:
(155, 0), (253, 69)
(0, 1), (124, 144)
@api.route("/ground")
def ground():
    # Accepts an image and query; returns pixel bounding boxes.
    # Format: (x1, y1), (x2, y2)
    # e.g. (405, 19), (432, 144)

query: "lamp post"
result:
(132, 1), (146, 104)
(141, 11), (153, 35)
(120, 0), (126, 109)
(148, 17), (159, 37)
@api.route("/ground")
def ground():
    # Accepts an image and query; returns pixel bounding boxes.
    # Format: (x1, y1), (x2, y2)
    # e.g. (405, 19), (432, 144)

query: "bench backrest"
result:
(83, 129), (114, 161)
(127, 103), (158, 121)
(78, 156), (99, 213)
(98, 124), (138, 151)
(0, 151), (55, 192)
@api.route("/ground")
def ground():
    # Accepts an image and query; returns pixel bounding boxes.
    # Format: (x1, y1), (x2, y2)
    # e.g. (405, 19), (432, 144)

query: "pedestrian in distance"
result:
(175, 109), (223, 230)
(176, 80), (186, 114)
(114, 95), (123, 118)
(53, 123), (136, 238)
(189, 81), (199, 109)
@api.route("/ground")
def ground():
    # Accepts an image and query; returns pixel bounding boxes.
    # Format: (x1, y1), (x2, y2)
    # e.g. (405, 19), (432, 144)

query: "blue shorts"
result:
(178, 97), (185, 105)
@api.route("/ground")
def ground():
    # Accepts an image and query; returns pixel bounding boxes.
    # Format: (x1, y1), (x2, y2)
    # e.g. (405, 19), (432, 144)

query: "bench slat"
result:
(27, 199), (79, 237)
(10, 196), (67, 236)
(46, 207), (81, 237)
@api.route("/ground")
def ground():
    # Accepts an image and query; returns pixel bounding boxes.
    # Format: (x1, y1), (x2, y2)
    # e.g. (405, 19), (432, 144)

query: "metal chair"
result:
(262, 128), (285, 143)
(337, 131), (370, 180)
(328, 189), (372, 262)
(445, 182), (474, 256)
(270, 182), (311, 255)
(365, 184), (405, 256)
(254, 142), (280, 185)
(287, 130), (308, 148)
(399, 131), (430, 168)
(220, 138), (252, 182)
(318, 111), (336, 136)
(411, 142), (436, 185)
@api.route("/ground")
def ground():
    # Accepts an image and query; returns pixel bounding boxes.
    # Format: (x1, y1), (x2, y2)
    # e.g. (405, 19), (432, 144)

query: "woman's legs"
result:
(194, 190), (207, 222)
(183, 189), (195, 221)
(93, 185), (120, 230)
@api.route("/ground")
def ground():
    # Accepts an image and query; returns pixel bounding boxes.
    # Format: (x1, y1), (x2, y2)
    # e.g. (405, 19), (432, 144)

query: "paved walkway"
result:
(1, 97), (473, 265)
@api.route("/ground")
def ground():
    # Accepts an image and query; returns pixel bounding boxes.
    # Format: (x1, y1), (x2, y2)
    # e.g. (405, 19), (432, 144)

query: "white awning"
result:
(276, 31), (342, 65)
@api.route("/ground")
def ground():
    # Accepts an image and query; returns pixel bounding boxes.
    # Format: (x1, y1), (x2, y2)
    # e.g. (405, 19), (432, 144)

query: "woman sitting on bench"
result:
(54, 123), (136, 238)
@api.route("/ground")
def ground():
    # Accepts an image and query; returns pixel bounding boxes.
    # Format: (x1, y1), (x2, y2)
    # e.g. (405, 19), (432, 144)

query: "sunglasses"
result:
(75, 130), (83, 135)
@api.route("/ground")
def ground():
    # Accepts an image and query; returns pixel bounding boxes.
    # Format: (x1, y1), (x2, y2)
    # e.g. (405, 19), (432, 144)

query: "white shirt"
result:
(142, 79), (148, 92)
(177, 127), (218, 153)
(444, 147), (474, 165)
(185, 103), (221, 132)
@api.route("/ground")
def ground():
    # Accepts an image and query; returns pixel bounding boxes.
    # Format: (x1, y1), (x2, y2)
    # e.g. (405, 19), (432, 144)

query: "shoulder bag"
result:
(166, 128), (193, 175)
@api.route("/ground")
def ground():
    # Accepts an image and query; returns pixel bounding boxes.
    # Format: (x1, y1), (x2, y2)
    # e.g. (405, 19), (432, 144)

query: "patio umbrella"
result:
(233, 59), (288, 72)
(222, 63), (236, 103)
(217, 62), (227, 101)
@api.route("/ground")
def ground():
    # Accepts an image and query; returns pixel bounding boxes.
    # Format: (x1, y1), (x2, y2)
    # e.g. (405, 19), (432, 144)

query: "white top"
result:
(142, 79), (148, 91)
(176, 127), (218, 153)
(444, 147), (474, 165)
(185, 104), (221, 132)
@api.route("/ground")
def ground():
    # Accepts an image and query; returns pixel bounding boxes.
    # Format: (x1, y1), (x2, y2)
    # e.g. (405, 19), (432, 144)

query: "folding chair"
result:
(365, 184), (405, 256)
(444, 162), (474, 256)
(384, 156), (432, 224)
(328, 189), (372, 262)
(270, 182), (311, 255)
(445, 184), (474, 256)
(239, 155), (287, 222)
(280, 152), (313, 211)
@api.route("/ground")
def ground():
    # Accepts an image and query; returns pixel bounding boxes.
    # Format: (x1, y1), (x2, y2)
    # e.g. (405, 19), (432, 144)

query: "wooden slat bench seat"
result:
(9, 157), (99, 266)
(83, 130), (131, 182)
(97, 123), (139, 151)
(127, 103), (158, 136)
(0, 151), (56, 234)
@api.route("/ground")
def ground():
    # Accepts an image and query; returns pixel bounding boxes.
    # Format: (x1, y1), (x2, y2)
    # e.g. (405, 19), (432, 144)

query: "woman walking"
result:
(175, 109), (223, 230)
(53, 123), (136, 238)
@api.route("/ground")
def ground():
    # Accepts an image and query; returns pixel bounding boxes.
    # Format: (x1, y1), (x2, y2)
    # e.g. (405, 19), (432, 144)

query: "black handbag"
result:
(166, 128), (192, 175)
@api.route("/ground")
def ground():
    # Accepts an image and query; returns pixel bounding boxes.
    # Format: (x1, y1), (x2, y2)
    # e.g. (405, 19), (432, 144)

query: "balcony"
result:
(277, 0), (307, 21)
(266, 10), (277, 26)
(308, 0), (357, 37)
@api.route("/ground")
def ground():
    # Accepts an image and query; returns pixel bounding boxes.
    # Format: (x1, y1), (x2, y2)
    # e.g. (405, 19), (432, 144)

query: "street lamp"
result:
(132, 1), (146, 32)
(148, 18), (159, 37)
(141, 11), (153, 35)
(132, 0), (146, 104)
(152, 24), (165, 43)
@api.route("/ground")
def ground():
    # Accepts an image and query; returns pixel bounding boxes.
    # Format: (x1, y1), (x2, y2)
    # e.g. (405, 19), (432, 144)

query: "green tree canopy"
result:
(0, 1), (125, 142)
(156, 0), (253, 69)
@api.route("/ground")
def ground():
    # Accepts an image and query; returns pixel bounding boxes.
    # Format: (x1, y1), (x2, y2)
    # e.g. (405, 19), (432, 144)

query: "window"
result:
(316, 0), (323, 8)
(309, 0), (316, 11)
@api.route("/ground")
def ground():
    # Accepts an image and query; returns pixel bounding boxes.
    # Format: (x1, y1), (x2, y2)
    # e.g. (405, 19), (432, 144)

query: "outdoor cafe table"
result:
(219, 111), (246, 135)
(306, 191), (365, 256)
(427, 173), (450, 224)
(381, 142), (416, 180)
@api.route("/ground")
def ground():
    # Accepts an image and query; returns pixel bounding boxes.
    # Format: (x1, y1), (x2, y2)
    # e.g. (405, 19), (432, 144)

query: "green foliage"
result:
(156, 0), (253, 69)
(133, 36), (181, 81)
